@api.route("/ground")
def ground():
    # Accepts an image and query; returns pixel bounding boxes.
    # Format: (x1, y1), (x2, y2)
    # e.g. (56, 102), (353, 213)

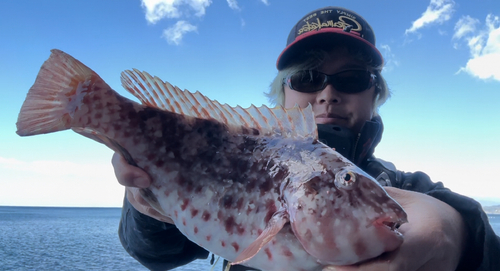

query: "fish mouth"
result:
(375, 216), (407, 237)
(381, 220), (403, 235)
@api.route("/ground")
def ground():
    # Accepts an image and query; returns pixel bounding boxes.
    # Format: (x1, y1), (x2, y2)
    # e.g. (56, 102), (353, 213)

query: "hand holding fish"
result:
(112, 152), (151, 188)
(326, 187), (467, 271)
(112, 153), (174, 224)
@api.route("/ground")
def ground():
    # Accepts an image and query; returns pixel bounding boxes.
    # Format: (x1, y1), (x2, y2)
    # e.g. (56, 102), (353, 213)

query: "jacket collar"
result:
(352, 115), (384, 166)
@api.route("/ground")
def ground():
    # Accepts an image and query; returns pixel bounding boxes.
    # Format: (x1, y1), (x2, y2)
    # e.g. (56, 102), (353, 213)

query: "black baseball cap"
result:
(276, 6), (383, 70)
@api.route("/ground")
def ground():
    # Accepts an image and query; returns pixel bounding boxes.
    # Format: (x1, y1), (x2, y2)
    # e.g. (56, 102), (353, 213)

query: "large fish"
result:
(16, 49), (407, 271)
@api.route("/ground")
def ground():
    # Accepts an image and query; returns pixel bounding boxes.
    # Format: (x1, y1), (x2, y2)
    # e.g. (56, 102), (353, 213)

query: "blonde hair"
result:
(266, 47), (390, 116)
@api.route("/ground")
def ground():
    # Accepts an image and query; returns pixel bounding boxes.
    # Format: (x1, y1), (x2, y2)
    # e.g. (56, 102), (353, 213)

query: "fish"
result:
(16, 49), (407, 271)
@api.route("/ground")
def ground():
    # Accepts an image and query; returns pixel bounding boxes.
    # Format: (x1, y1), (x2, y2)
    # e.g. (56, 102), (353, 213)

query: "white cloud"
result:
(455, 14), (500, 82)
(227, 0), (240, 10)
(141, 0), (270, 45)
(379, 44), (400, 73)
(453, 15), (479, 40)
(162, 20), (198, 45)
(0, 157), (111, 178)
(226, 0), (269, 10)
(0, 156), (123, 207)
(141, 0), (212, 24)
(405, 0), (455, 35)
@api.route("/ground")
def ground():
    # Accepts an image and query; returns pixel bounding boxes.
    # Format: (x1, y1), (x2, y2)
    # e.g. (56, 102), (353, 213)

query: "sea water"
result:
(0, 206), (498, 271)
(0, 206), (221, 271)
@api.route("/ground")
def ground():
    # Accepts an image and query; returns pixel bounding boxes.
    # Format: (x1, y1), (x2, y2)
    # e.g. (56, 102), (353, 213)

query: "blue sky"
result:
(1, 0), (499, 207)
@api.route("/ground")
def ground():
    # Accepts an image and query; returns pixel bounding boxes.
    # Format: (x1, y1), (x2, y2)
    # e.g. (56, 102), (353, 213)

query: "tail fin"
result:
(16, 49), (109, 136)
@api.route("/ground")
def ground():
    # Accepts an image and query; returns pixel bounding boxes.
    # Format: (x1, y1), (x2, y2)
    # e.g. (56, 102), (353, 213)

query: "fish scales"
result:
(16, 50), (408, 271)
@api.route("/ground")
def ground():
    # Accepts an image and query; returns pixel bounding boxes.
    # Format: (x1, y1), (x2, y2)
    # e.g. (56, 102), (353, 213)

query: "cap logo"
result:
(297, 14), (362, 37)
(278, 7), (382, 69)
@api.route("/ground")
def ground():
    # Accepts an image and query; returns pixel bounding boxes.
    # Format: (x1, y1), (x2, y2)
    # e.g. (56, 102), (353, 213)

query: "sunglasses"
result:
(283, 70), (377, 94)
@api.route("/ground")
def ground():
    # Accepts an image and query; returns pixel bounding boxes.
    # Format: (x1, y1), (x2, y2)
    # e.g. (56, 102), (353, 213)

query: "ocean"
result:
(0, 206), (499, 271)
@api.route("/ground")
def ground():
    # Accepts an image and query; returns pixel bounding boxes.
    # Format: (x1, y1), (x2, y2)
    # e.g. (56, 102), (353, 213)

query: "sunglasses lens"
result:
(289, 70), (326, 93)
(288, 70), (374, 93)
(333, 70), (373, 93)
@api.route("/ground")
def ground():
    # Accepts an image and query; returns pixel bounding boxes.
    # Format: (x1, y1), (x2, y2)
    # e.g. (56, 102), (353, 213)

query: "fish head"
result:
(283, 149), (407, 265)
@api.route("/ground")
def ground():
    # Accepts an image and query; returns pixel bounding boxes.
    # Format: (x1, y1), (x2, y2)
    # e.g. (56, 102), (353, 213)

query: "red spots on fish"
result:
(112, 123), (122, 131)
(264, 199), (277, 223)
(191, 208), (199, 218)
(155, 159), (165, 168)
(222, 195), (233, 208)
(232, 242), (240, 252)
(240, 127), (249, 134)
(257, 229), (263, 235)
(91, 93), (101, 102)
(174, 210), (178, 218)
(259, 178), (273, 195)
(333, 189), (343, 199)
(224, 216), (245, 235)
(283, 247), (293, 257)
(236, 225), (245, 235)
(194, 226), (198, 234)
(184, 180), (194, 193)
(94, 102), (103, 110)
(181, 198), (189, 211)
(132, 137), (140, 145)
(221, 241), (226, 247)
(360, 181), (371, 190)
(225, 216), (235, 234)
(206, 235), (211, 241)
(202, 211), (211, 221)
(264, 247), (273, 260)
(164, 189), (171, 197)
(251, 128), (260, 136)
(94, 112), (102, 119)
(127, 111), (136, 120)
(354, 238), (367, 258)
(182, 218), (186, 226)
(146, 153), (156, 161)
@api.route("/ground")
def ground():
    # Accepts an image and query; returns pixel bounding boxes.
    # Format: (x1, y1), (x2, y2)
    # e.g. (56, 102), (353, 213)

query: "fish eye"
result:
(335, 169), (356, 189)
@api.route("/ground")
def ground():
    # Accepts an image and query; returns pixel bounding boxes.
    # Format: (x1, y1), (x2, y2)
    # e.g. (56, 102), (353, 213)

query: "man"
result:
(114, 6), (500, 271)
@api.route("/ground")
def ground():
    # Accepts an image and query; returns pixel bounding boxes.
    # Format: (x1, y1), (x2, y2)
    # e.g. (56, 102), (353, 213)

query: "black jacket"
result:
(119, 116), (500, 270)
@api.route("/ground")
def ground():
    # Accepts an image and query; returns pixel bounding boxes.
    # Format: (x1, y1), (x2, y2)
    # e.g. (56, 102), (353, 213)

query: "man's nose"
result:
(316, 84), (341, 104)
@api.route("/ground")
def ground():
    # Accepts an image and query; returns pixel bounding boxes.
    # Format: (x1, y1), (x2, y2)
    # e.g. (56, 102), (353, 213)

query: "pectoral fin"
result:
(232, 209), (289, 265)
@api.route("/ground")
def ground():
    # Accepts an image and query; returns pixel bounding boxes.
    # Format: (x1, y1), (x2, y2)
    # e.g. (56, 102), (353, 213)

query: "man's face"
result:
(283, 47), (377, 135)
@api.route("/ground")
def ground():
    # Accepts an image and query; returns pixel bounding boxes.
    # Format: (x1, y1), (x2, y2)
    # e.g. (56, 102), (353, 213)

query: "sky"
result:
(1, 0), (499, 207)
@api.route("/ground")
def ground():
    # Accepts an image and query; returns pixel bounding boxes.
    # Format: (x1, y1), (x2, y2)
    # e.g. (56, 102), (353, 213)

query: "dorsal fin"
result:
(121, 69), (317, 139)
